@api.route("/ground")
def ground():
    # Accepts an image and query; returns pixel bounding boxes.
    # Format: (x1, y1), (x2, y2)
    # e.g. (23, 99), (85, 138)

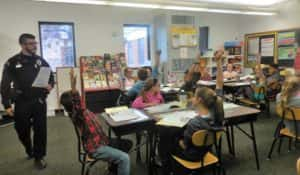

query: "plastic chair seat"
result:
(172, 152), (218, 170)
(280, 128), (300, 139)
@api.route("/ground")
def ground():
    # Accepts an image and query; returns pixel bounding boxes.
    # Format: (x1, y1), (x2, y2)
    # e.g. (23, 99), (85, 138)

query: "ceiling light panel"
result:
(181, 0), (288, 6)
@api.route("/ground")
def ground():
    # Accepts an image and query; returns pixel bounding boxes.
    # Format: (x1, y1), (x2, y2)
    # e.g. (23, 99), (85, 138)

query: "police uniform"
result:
(0, 52), (54, 160)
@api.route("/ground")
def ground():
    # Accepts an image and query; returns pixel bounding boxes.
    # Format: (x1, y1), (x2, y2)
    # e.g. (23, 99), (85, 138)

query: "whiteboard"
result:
(56, 67), (82, 108)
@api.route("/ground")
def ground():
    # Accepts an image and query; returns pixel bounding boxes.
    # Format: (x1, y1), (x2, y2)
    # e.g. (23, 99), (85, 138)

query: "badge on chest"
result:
(15, 62), (22, 68)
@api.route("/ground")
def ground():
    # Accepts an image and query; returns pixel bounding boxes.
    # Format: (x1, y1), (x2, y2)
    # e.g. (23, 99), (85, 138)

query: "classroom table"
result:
(100, 111), (156, 175)
(160, 85), (181, 102)
(223, 104), (261, 170)
(149, 103), (261, 171)
(223, 81), (253, 102)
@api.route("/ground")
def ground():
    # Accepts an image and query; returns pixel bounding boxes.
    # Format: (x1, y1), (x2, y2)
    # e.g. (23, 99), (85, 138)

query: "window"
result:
(39, 22), (76, 72)
(123, 24), (151, 68)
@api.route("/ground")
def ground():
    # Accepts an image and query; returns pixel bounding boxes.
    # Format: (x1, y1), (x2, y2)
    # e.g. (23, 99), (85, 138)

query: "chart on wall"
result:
(171, 26), (198, 48)
(39, 22), (76, 72)
(277, 31), (299, 67)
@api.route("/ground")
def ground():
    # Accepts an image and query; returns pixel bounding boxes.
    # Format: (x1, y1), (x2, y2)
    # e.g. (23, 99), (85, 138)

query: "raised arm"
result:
(255, 54), (265, 85)
(69, 68), (77, 93)
(215, 50), (224, 92)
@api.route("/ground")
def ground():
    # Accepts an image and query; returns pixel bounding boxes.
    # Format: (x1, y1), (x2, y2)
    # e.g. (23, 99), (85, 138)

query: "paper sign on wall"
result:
(180, 47), (189, 59)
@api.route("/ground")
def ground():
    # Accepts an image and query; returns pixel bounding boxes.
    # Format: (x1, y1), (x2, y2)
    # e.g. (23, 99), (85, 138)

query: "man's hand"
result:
(5, 108), (14, 117)
(46, 84), (53, 92)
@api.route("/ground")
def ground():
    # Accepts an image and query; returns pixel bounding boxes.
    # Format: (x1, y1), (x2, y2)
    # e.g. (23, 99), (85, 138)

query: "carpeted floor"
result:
(0, 113), (300, 175)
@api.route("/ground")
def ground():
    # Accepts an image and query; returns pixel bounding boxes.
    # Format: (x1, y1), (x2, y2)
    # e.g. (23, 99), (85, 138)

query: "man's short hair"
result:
(137, 68), (148, 81)
(19, 33), (35, 45)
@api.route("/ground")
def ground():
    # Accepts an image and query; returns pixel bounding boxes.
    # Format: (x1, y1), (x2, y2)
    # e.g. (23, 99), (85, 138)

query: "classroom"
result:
(1, 0), (300, 175)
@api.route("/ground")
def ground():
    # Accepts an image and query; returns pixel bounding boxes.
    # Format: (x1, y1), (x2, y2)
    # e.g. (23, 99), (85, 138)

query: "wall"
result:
(0, 0), (298, 114)
(0, 0), (155, 114)
(238, 0), (300, 36)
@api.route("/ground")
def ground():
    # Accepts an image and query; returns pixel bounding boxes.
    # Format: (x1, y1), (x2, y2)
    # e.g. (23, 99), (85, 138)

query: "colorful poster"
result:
(80, 55), (122, 91)
(261, 38), (274, 57)
(171, 26), (198, 48)
(278, 47), (296, 60)
(39, 22), (76, 72)
(278, 32), (296, 46)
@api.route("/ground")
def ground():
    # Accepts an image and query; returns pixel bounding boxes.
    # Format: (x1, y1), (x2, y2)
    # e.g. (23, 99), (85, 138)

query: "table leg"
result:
(230, 126), (236, 156)
(250, 121), (260, 170)
(225, 125), (233, 155)
(148, 131), (154, 175)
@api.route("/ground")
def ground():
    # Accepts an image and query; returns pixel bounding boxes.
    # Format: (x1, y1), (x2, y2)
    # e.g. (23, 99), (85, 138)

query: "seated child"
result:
(266, 64), (282, 99)
(158, 50), (225, 175)
(123, 67), (136, 89)
(223, 63), (238, 79)
(60, 70), (131, 175)
(276, 76), (300, 134)
(158, 87), (224, 174)
(132, 78), (164, 109)
(127, 68), (149, 100)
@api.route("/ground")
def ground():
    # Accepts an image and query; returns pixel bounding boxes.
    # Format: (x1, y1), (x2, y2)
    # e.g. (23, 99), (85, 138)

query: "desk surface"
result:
(224, 82), (252, 87)
(224, 105), (260, 119)
(101, 110), (154, 128)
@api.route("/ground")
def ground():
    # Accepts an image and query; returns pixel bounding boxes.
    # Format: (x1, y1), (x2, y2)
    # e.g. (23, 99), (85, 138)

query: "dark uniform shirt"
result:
(0, 53), (54, 109)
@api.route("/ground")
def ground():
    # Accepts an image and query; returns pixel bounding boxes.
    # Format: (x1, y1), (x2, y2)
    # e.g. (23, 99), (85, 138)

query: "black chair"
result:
(72, 122), (105, 175)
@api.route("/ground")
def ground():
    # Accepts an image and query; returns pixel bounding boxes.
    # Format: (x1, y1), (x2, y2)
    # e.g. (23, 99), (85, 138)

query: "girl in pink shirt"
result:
(132, 78), (164, 109)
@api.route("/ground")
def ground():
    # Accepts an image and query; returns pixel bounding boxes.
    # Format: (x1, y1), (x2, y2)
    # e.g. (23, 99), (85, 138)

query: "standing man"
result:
(1, 33), (54, 169)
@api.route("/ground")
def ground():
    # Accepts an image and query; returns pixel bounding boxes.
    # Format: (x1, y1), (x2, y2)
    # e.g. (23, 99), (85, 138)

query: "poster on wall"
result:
(39, 22), (76, 72)
(171, 26), (197, 48)
(80, 56), (122, 91)
(247, 37), (259, 61)
(278, 47), (296, 60)
(261, 38), (275, 57)
(278, 32), (296, 46)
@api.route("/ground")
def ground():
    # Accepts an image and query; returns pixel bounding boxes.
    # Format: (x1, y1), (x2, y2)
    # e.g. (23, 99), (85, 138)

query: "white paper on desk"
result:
(223, 103), (239, 110)
(145, 101), (181, 114)
(109, 109), (147, 122)
(32, 67), (51, 88)
(156, 110), (197, 127)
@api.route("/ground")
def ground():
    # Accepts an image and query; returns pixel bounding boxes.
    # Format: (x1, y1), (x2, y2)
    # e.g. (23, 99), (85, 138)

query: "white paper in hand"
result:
(32, 67), (51, 88)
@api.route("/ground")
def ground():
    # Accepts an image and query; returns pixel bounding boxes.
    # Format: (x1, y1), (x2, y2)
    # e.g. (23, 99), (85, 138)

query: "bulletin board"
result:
(244, 31), (277, 67)
(277, 29), (300, 67)
(171, 26), (198, 48)
(80, 55), (123, 92)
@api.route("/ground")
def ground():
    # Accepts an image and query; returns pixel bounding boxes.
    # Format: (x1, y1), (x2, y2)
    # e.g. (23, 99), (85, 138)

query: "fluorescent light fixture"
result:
(110, 2), (160, 9)
(33, 0), (277, 16)
(186, 0), (288, 6)
(34, 0), (108, 5)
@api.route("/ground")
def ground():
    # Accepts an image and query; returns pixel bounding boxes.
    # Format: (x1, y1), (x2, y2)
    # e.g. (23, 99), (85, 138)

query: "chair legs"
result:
(81, 163), (86, 175)
(267, 138), (278, 159)
(277, 137), (283, 154)
(288, 138), (292, 152)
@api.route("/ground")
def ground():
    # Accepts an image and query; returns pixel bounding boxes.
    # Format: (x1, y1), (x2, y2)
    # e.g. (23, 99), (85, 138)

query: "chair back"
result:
(276, 104), (300, 121)
(192, 130), (222, 147)
(116, 91), (132, 106)
(254, 86), (265, 95)
(297, 158), (300, 175)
